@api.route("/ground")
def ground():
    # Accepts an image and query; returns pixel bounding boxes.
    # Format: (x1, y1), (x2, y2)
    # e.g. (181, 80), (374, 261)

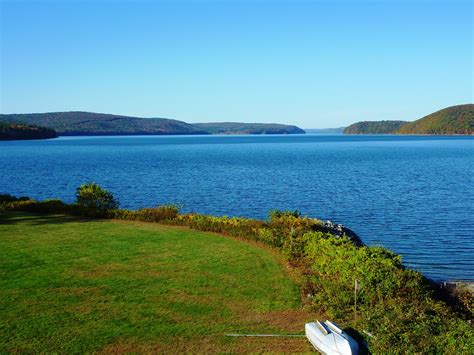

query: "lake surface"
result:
(1, 135), (473, 281)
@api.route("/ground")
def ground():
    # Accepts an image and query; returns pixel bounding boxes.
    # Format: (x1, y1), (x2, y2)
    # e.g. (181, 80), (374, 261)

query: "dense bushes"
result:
(110, 205), (179, 222)
(1, 188), (472, 353)
(75, 183), (119, 215)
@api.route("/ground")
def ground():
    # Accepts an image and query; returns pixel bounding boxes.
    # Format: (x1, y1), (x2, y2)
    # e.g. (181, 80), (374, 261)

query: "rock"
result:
(322, 220), (364, 246)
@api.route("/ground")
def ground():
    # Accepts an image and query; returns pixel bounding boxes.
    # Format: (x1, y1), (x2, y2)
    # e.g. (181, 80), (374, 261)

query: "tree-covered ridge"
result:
(397, 104), (474, 135)
(0, 112), (208, 136)
(0, 122), (57, 140)
(193, 122), (305, 134)
(0, 112), (306, 136)
(343, 120), (407, 134)
(344, 104), (474, 135)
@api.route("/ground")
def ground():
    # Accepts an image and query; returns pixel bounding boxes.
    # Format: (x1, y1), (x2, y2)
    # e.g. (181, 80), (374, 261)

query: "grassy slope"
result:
(0, 212), (315, 353)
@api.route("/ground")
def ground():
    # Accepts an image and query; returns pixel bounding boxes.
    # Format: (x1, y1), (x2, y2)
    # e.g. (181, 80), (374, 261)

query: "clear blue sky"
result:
(1, 0), (472, 128)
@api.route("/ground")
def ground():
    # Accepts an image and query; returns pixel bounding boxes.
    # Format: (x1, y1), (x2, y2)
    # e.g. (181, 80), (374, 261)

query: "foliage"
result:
(110, 205), (179, 222)
(0, 112), (306, 136)
(344, 104), (474, 135)
(75, 183), (119, 215)
(0, 122), (57, 140)
(301, 232), (473, 352)
(343, 120), (407, 134)
(0, 112), (208, 136)
(0, 194), (30, 203)
(397, 104), (474, 135)
(193, 122), (305, 134)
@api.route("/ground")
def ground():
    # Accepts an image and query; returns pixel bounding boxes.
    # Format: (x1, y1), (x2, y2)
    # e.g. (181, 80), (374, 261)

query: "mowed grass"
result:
(0, 212), (315, 353)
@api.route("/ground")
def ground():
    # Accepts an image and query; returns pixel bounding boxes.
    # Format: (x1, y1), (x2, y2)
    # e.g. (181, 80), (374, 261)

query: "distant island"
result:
(344, 104), (474, 135)
(0, 122), (57, 140)
(0, 112), (305, 136)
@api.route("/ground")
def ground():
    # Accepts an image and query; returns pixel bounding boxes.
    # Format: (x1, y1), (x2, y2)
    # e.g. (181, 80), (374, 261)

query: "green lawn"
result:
(0, 212), (315, 353)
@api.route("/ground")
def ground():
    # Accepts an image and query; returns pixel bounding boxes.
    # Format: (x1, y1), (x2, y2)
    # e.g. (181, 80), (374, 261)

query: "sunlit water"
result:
(1, 135), (473, 281)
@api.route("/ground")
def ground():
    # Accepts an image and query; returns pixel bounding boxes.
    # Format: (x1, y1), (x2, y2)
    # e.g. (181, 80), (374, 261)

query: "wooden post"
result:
(354, 279), (360, 313)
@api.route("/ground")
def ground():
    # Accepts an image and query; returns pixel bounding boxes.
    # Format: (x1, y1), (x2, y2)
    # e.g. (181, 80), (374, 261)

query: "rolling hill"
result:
(193, 122), (305, 134)
(397, 104), (474, 135)
(343, 120), (407, 134)
(0, 112), (208, 136)
(344, 104), (473, 135)
(0, 112), (306, 136)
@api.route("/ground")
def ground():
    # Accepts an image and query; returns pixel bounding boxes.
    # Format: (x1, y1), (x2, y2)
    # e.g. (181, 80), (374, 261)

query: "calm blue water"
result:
(1, 135), (473, 281)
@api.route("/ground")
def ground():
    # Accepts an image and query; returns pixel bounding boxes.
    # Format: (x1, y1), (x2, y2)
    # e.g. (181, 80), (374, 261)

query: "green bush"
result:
(75, 183), (119, 215)
(0, 199), (71, 214)
(0, 194), (31, 203)
(301, 232), (473, 352)
(135, 205), (180, 222)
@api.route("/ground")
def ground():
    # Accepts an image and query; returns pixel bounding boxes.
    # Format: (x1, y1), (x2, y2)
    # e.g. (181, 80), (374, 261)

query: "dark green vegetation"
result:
(0, 122), (57, 140)
(1, 190), (472, 353)
(398, 104), (474, 135)
(193, 122), (305, 134)
(0, 112), (306, 136)
(0, 112), (207, 136)
(76, 183), (119, 214)
(344, 104), (474, 135)
(343, 120), (407, 134)
(0, 212), (312, 353)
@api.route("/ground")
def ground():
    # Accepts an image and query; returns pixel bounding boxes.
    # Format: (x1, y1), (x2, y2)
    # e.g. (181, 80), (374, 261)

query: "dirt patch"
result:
(99, 335), (315, 354)
(99, 336), (225, 354)
(241, 309), (320, 333)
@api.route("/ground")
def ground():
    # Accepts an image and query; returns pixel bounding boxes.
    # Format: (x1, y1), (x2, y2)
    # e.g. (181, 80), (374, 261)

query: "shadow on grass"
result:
(344, 327), (371, 355)
(0, 211), (97, 226)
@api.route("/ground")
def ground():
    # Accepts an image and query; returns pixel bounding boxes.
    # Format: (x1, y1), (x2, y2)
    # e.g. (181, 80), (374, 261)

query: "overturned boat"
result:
(305, 320), (359, 354)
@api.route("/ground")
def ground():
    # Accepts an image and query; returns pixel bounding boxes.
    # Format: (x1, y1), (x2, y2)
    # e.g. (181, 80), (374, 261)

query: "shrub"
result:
(75, 183), (119, 215)
(0, 199), (71, 214)
(0, 194), (31, 203)
(135, 205), (180, 222)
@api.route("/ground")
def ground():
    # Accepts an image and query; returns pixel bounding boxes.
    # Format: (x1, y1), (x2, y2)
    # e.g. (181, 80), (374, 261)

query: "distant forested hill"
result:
(0, 112), (208, 136)
(193, 122), (305, 134)
(0, 112), (305, 136)
(0, 123), (57, 140)
(343, 121), (407, 134)
(397, 104), (474, 135)
(343, 104), (474, 135)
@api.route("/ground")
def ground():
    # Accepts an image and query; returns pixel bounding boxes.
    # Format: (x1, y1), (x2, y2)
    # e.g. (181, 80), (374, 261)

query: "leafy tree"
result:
(75, 183), (119, 213)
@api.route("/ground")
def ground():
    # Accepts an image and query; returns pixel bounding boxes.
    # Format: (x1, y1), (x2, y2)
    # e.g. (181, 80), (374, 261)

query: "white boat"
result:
(305, 320), (359, 354)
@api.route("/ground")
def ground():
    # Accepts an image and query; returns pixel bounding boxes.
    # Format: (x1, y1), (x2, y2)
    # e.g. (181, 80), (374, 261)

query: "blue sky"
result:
(1, 0), (472, 128)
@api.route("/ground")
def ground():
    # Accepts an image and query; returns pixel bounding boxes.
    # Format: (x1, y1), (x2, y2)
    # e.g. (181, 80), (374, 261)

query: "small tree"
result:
(75, 183), (119, 214)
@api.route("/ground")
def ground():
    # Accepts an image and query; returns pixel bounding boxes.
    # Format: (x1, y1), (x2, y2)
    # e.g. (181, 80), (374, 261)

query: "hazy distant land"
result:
(304, 127), (345, 134)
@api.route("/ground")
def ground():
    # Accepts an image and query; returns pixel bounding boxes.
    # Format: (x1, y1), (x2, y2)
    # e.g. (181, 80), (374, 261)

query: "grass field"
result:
(0, 212), (316, 353)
